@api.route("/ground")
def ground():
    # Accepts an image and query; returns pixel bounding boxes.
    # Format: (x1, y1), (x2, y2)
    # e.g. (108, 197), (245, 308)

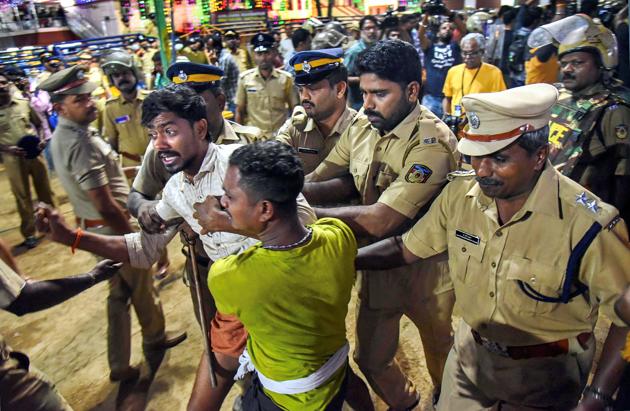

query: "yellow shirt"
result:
(103, 90), (151, 167)
(276, 106), (357, 174)
(442, 62), (506, 114)
(526, 53), (559, 85)
(403, 164), (630, 345)
(209, 218), (356, 410)
(236, 68), (299, 138)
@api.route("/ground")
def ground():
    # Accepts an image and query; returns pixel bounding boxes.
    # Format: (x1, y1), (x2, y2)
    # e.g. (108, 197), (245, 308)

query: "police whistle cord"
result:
(181, 229), (218, 388)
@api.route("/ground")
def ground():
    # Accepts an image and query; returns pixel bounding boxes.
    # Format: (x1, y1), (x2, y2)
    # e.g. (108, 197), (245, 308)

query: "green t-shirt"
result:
(209, 218), (357, 410)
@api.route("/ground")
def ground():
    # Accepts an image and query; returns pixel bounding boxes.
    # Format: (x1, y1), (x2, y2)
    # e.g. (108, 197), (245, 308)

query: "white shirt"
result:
(125, 143), (316, 268)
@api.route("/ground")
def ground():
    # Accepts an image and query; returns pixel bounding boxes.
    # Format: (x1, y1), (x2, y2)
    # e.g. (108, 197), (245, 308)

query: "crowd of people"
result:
(1, 2), (630, 410)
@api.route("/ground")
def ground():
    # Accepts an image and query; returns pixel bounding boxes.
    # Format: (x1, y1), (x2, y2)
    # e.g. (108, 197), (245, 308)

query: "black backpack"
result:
(507, 31), (530, 74)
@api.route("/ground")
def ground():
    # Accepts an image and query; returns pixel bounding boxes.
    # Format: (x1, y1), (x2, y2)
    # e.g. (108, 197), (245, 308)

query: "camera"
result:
(423, 0), (448, 16)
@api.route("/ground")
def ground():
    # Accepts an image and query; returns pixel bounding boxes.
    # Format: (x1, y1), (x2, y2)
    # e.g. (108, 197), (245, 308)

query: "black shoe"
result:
(23, 236), (38, 249)
(109, 366), (140, 382)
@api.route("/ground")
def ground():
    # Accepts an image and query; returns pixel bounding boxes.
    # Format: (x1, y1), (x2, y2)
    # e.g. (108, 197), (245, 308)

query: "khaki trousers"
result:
(4, 155), (55, 239)
(89, 226), (166, 375)
(0, 353), (73, 411)
(437, 321), (595, 411)
(354, 253), (455, 409)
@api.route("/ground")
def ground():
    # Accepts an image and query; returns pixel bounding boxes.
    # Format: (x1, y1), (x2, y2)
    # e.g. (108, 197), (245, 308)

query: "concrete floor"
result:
(0, 165), (610, 411)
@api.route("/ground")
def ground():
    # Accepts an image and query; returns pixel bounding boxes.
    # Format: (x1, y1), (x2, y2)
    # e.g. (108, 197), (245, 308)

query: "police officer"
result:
(0, 240), (120, 411)
(276, 48), (356, 174)
(0, 71), (55, 249)
(532, 15), (630, 224)
(356, 83), (630, 410)
(236, 32), (299, 139)
(39, 65), (186, 382)
(128, 62), (261, 328)
(102, 49), (151, 168)
(303, 40), (458, 410)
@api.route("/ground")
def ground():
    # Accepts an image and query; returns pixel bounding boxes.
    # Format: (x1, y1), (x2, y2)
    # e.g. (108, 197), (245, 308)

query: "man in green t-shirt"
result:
(195, 140), (373, 410)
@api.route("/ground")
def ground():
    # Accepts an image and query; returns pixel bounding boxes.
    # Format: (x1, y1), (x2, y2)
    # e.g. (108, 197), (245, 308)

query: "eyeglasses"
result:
(461, 50), (482, 57)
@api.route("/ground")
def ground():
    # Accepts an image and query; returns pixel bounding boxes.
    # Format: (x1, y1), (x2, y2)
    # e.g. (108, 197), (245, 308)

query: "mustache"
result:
(364, 109), (383, 119)
(301, 100), (314, 107)
(476, 177), (503, 187)
(157, 150), (180, 158)
(563, 74), (575, 80)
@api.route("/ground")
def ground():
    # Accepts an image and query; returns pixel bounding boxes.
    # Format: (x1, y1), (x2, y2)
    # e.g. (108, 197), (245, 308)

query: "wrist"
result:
(582, 385), (613, 408)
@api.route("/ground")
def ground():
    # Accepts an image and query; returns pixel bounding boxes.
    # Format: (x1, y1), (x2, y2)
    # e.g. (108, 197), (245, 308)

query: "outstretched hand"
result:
(89, 259), (123, 283)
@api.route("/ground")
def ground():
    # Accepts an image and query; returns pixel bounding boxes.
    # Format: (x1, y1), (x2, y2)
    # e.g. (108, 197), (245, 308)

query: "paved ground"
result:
(0, 164), (610, 411)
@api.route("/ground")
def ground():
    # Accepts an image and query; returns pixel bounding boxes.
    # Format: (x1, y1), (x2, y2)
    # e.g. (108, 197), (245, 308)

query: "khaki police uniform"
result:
(236, 67), (299, 139)
(49, 115), (167, 375)
(276, 106), (356, 174)
(103, 90), (151, 167)
(0, 259), (73, 411)
(0, 95), (55, 240)
(310, 103), (459, 407)
(549, 82), (630, 222)
(404, 83), (630, 410)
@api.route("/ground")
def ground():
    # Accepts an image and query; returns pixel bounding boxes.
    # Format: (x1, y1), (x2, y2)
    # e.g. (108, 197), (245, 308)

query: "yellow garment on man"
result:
(442, 62), (506, 113)
(209, 218), (357, 410)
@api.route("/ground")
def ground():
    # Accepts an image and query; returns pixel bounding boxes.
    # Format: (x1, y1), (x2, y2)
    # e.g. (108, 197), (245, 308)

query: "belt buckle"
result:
(478, 335), (510, 358)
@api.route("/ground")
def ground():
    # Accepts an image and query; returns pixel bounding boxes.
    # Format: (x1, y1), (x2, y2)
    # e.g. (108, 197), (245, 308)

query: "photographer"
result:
(419, 7), (466, 118)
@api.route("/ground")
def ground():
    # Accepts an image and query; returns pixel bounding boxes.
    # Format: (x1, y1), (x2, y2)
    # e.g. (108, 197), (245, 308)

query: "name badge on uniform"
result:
(246, 88), (257, 93)
(455, 229), (480, 245)
(115, 115), (131, 124)
(298, 147), (318, 154)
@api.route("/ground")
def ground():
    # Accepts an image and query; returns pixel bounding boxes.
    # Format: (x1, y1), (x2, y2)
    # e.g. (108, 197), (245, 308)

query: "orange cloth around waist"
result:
(210, 312), (248, 358)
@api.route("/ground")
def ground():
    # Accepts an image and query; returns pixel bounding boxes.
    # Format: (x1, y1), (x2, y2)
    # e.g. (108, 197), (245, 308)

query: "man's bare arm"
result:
(615, 286), (630, 325)
(355, 236), (420, 270)
(35, 205), (130, 263)
(576, 324), (630, 410)
(314, 202), (411, 239)
(442, 97), (452, 115)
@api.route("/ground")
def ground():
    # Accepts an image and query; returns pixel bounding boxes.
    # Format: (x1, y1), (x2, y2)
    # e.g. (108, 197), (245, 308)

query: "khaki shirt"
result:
(0, 97), (36, 146)
(311, 104), (459, 218)
(50, 117), (129, 220)
(231, 48), (253, 74)
(103, 90), (151, 167)
(276, 105), (357, 174)
(236, 67), (299, 138)
(403, 164), (630, 345)
(132, 119), (260, 197)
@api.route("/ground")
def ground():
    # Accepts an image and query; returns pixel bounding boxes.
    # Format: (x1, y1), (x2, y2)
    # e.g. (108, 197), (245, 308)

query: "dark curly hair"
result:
(229, 140), (304, 213)
(141, 84), (207, 135)
(356, 39), (422, 88)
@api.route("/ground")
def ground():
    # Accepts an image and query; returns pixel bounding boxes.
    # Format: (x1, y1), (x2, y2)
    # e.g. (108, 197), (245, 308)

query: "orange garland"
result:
(622, 330), (630, 362)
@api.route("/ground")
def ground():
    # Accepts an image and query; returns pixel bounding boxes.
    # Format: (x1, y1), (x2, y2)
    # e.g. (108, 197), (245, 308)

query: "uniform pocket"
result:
(502, 258), (564, 316)
(375, 169), (397, 195)
(350, 160), (369, 193)
(448, 234), (486, 284)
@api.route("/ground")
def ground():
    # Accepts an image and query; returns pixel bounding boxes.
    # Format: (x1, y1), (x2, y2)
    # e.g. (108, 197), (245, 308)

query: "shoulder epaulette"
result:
(446, 169), (475, 181)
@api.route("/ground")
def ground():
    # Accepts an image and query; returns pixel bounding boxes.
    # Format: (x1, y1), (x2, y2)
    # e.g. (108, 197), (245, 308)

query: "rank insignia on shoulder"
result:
(615, 124), (628, 139)
(447, 169), (475, 181)
(405, 164), (433, 183)
(576, 191), (600, 214)
(605, 215), (621, 231)
(115, 115), (131, 124)
(423, 137), (437, 144)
